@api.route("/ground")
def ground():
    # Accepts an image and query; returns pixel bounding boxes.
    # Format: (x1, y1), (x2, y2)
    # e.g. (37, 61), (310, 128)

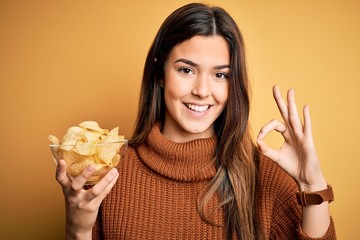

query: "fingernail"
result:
(87, 165), (95, 172)
(58, 159), (65, 166)
(109, 168), (118, 176)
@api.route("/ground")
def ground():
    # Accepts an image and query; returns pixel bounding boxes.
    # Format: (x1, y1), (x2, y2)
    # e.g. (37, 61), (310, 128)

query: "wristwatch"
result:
(296, 185), (334, 206)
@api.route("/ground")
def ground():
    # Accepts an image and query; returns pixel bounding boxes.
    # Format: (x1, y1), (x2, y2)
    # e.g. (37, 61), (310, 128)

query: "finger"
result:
(257, 119), (287, 140)
(93, 170), (119, 205)
(303, 104), (313, 140)
(273, 85), (289, 122)
(257, 139), (280, 163)
(287, 88), (303, 134)
(56, 159), (71, 186)
(85, 168), (119, 201)
(71, 165), (96, 191)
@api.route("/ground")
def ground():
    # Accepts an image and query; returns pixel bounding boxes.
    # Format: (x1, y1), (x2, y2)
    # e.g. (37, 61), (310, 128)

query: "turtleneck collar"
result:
(137, 122), (218, 182)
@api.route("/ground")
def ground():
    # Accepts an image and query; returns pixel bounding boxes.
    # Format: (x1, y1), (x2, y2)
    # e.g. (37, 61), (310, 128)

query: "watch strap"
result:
(296, 185), (334, 206)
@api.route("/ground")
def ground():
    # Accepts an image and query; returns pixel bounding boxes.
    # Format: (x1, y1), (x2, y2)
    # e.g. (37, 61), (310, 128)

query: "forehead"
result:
(168, 35), (230, 65)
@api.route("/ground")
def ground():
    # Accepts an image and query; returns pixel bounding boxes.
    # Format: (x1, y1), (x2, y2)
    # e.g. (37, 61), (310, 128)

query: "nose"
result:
(191, 74), (210, 99)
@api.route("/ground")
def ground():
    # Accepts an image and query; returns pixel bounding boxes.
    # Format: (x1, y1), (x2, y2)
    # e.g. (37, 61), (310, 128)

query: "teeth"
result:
(186, 104), (209, 112)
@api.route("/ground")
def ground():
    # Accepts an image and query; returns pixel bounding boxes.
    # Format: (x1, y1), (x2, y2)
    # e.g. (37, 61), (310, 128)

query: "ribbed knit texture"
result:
(92, 123), (336, 239)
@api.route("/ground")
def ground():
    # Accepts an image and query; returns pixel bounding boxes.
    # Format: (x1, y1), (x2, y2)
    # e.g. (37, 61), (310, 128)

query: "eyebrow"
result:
(174, 58), (230, 70)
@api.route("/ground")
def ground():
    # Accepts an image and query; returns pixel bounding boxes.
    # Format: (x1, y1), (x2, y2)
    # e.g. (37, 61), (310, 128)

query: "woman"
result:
(56, 3), (336, 239)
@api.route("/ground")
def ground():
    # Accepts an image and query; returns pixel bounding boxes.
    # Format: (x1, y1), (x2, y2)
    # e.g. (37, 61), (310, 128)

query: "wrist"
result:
(65, 221), (92, 240)
(298, 176), (327, 192)
(296, 185), (334, 207)
(65, 228), (92, 240)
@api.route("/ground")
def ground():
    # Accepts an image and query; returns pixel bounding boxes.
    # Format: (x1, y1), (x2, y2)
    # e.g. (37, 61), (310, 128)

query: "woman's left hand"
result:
(257, 85), (327, 192)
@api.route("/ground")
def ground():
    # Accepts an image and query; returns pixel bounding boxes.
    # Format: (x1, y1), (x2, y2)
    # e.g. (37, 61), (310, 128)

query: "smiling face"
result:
(161, 35), (230, 142)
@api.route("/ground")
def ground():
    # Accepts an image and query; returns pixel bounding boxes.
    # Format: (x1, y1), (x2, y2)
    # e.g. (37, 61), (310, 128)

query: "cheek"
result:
(163, 81), (186, 110)
(164, 77), (190, 100)
(164, 83), (182, 101)
(213, 83), (229, 104)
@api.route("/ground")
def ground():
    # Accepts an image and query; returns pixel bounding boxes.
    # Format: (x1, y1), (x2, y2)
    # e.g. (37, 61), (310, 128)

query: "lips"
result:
(185, 103), (210, 113)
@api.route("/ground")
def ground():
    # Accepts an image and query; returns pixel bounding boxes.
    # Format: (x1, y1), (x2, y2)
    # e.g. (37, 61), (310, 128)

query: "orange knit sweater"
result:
(92, 123), (336, 239)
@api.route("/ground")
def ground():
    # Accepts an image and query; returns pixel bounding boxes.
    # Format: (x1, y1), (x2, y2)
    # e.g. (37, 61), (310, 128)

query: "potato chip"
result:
(83, 130), (103, 144)
(79, 121), (108, 134)
(49, 121), (127, 184)
(97, 142), (121, 165)
(68, 157), (107, 176)
(60, 126), (86, 151)
(96, 127), (125, 164)
(74, 141), (97, 155)
(101, 127), (120, 143)
(88, 165), (112, 183)
(111, 153), (121, 167)
(60, 149), (80, 166)
(48, 135), (60, 145)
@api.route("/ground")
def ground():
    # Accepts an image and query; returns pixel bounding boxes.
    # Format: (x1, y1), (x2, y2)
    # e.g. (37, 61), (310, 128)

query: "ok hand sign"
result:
(257, 85), (327, 192)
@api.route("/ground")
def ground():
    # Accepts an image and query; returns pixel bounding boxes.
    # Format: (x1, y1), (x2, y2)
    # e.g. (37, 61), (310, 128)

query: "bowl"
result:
(50, 139), (128, 185)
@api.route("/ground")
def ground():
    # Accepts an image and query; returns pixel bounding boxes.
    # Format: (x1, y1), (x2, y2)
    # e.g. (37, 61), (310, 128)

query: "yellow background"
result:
(1, 0), (358, 239)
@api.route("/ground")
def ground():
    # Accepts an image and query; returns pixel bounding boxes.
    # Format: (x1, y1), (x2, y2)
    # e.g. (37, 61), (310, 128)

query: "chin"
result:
(184, 124), (213, 137)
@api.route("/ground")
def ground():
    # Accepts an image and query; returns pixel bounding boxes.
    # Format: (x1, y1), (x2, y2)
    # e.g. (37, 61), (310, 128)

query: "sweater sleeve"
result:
(258, 155), (336, 239)
(270, 193), (336, 240)
(297, 217), (336, 240)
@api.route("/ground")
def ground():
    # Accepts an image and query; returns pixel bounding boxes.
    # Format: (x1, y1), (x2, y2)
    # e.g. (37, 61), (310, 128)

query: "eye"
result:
(178, 67), (194, 75)
(215, 72), (229, 79)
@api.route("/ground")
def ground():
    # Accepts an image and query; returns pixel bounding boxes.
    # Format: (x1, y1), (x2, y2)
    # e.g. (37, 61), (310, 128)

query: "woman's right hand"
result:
(56, 159), (119, 240)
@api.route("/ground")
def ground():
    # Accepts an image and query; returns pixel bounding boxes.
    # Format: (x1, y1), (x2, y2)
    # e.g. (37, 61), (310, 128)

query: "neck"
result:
(162, 115), (215, 143)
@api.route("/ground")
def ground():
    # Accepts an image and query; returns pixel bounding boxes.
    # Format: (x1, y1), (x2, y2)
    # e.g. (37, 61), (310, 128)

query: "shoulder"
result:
(119, 144), (139, 168)
(257, 154), (297, 189)
(256, 155), (310, 239)
(256, 154), (298, 207)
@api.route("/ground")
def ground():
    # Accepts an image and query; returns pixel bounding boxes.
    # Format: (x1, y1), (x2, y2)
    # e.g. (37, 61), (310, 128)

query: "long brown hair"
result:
(130, 3), (261, 239)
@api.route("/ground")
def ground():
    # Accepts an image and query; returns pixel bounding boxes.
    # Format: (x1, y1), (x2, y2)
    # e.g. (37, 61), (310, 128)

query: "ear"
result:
(159, 79), (164, 88)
